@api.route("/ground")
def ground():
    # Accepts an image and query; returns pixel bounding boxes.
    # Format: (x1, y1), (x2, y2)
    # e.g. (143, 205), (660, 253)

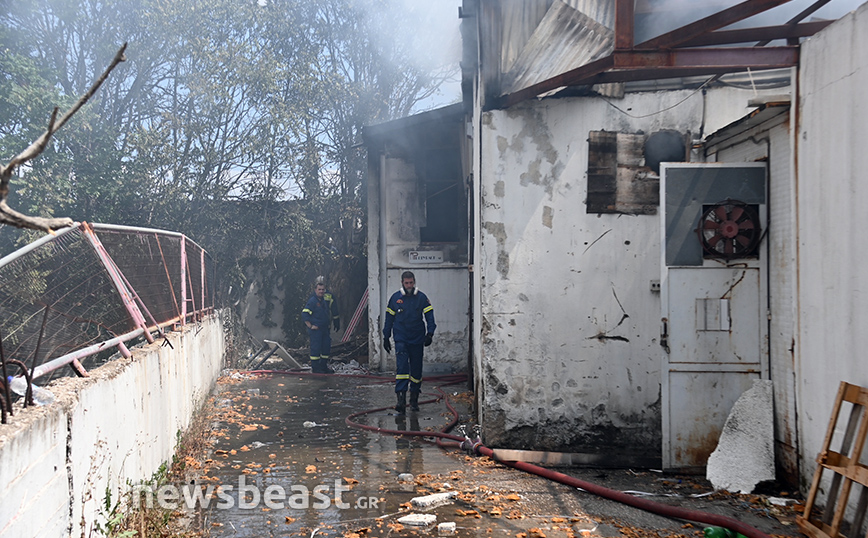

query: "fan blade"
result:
(706, 234), (723, 249)
(704, 220), (720, 229)
(724, 240), (734, 255)
(729, 206), (744, 221)
(714, 206), (728, 221)
(738, 220), (754, 230)
(735, 234), (752, 247)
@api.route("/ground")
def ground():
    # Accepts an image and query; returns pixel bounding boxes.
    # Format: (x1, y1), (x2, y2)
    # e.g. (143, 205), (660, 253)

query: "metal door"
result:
(660, 163), (768, 470)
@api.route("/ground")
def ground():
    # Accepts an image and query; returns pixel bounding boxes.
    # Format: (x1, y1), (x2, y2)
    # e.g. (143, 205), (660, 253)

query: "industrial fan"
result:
(696, 199), (761, 259)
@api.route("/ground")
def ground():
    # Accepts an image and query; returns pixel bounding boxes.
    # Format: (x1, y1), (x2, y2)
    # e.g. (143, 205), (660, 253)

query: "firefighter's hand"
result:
(383, 337), (392, 353)
(424, 334), (433, 347)
(333, 319), (340, 332)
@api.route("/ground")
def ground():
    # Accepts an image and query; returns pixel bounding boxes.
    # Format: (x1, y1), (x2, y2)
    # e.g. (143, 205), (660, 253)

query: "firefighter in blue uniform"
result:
(301, 277), (340, 374)
(383, 271), (436, 413)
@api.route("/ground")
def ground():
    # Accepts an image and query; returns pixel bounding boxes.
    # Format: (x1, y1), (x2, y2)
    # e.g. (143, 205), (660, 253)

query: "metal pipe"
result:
(0, 223), (79, 268)
(180, 236), (187, 325)
(30, 328), (146, 380)
(90, 222), (185, 239)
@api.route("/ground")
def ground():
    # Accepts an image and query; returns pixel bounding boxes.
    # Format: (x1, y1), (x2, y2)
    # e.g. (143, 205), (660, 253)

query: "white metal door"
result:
(660, 163), (769, 470)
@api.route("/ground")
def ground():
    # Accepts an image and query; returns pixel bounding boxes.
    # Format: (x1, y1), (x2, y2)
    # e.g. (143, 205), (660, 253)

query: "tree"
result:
(0, 42), (127, 232)
(1, 0), (457, 344)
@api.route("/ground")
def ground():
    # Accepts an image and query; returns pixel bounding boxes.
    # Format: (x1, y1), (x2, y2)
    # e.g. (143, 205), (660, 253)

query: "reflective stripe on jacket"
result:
(383, 288), (435, 345)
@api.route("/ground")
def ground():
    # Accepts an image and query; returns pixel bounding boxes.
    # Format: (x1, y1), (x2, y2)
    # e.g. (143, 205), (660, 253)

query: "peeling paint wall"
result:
(797, 1), (868, 499)
(476, 87), (786, 460)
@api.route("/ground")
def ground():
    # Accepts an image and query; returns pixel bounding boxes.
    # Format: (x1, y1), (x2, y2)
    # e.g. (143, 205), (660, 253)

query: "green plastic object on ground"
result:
(703, 526), (748, 538)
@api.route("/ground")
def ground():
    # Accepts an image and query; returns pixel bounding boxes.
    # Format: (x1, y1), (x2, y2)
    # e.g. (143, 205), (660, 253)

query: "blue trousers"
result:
(395, 341), (423, 393)
(308, 327), (331, 363)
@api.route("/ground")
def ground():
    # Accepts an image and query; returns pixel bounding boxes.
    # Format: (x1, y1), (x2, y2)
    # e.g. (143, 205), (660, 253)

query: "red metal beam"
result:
(677, 21), (833, 47)
(758, 0), (833, 46)
(587, 67), (758, 85)
(615, 0), (634, 50)
(612, 47), (799, 69)
(636, 0), (796, 49)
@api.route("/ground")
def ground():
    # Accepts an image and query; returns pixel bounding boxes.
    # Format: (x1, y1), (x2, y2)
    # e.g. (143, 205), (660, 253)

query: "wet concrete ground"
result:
(177, 371), (806, 538)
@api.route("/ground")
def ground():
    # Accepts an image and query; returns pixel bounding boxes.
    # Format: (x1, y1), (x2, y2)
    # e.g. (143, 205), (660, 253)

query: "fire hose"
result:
(250, 369), (769, 538)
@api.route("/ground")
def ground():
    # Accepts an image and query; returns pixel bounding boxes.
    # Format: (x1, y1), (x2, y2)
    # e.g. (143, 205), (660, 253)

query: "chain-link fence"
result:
(0, 222), (217, 420)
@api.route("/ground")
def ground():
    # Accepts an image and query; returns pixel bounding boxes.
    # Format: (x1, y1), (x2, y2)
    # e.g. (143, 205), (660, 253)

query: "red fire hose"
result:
(250, 369), (770, 538)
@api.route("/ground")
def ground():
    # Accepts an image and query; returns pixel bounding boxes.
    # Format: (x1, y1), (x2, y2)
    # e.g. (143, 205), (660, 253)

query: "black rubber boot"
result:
(395, 391), (407, 414)
(409, 391), (420, 411)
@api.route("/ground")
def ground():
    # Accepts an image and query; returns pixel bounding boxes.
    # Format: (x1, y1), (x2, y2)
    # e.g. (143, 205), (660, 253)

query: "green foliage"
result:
(0, 0), (456, 343)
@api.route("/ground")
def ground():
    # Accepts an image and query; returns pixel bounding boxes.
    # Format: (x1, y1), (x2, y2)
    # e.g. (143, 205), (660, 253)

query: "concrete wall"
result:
(474, 85), (788, 457)
(0, 313), (225, 538)
(796, 0), (868, 493)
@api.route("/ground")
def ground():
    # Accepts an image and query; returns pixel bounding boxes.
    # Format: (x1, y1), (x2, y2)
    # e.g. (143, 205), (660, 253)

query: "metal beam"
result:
(678, 21), (833, 47)
(612, 47), (799, 69)
(637, 0), (796, 49)
(615, 0), (634, 50)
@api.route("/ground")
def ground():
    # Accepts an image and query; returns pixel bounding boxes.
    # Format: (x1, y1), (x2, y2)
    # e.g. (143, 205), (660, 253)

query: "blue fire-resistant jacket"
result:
(302, 291), (338, 328)
(383, 288), (436, 345)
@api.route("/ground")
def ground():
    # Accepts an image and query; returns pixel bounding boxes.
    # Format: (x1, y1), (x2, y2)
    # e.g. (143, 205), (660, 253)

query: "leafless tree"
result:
(0, 44), (127, 233)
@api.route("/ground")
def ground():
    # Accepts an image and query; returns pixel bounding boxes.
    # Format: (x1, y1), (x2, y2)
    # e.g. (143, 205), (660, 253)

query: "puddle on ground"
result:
(188, 372), (507, 538)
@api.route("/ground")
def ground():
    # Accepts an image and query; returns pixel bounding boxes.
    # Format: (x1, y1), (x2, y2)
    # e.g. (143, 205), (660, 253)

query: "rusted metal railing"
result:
(0, 222), (217, 421)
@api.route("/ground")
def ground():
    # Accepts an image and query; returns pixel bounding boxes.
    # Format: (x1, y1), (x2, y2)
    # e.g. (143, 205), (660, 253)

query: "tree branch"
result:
(0, 43), (127, 233)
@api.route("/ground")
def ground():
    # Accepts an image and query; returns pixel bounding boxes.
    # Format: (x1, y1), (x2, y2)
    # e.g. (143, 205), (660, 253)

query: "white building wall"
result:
(797, 1), (868, 493)
(476, 86), (788, 454)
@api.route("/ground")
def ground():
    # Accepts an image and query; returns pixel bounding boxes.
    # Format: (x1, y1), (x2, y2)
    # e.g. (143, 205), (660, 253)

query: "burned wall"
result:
(475, 86), (783, 461)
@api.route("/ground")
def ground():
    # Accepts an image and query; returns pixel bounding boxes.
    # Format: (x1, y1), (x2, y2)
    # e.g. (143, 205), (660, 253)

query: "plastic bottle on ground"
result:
(6, 376), (56, 406)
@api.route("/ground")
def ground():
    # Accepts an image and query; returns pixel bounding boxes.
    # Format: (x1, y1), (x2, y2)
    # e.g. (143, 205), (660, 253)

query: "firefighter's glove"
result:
(383, 337), (392, 353)
(424, 334), (433, 347)
(333, 319), (340, 332)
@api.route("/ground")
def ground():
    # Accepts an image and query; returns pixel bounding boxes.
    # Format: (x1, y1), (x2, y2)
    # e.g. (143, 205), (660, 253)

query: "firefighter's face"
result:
(402, 277), (415, 294)
(315, 284), (325, 298)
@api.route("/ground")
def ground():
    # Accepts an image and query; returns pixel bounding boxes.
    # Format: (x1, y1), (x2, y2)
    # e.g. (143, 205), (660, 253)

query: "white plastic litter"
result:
(397, 514), (437, 527)
(411, 491), (458, 509)
(303, 421), (326, 428)
(438, 522), (456, 534)
(397, 473), (414, 482)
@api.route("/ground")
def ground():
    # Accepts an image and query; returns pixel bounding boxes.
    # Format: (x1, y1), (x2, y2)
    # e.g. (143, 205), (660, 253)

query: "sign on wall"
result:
(409, 251), (443, 263)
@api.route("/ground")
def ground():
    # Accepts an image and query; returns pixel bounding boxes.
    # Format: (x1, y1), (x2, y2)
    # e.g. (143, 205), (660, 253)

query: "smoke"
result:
(364, 0), (463, 111)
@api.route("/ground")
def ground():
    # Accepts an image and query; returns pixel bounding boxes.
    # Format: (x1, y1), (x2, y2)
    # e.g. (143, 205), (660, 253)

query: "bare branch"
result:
(0, 201), (74, 233)
(0, 43), (127, 233)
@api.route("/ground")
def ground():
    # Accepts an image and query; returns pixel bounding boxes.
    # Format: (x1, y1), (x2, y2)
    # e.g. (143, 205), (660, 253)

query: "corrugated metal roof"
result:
(504, 1), (614, 94)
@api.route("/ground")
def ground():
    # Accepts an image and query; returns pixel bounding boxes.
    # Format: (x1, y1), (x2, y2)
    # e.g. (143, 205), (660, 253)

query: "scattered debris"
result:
(303, 421), (326, 427)
(397, 513), (437, 527)
(411, 491), (458, 509)
(437, 522), (457, 534)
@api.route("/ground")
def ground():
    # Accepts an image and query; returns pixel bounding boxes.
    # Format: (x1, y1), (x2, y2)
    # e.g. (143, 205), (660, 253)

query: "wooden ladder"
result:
(798, 382), (868, 538)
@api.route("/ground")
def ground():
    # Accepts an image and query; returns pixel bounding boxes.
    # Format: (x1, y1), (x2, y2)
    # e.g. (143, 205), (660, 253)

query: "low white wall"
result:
(0, 312), (225, 538)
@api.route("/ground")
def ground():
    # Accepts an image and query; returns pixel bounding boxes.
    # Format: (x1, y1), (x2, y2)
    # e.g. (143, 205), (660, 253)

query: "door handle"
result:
(661, 317), (670, 354)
